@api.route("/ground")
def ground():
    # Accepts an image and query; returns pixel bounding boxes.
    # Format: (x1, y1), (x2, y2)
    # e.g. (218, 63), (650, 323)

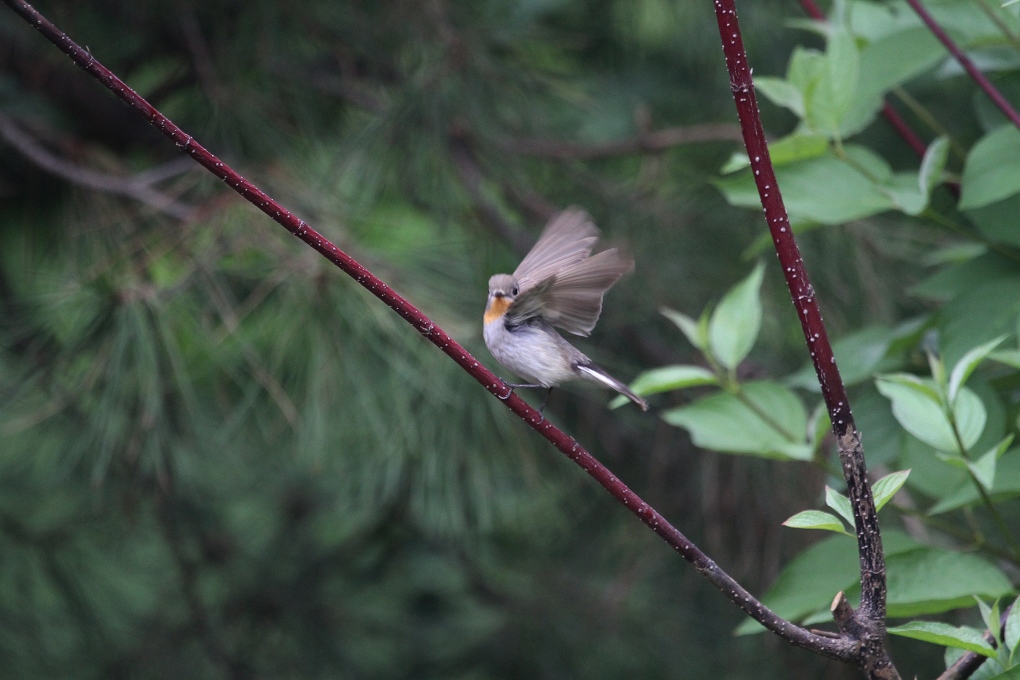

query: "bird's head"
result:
(485, 274), (519, 324)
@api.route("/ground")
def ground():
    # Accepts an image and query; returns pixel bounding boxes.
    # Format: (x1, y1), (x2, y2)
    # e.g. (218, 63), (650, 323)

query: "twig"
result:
(0, 112), (198, 221)
(0, 0), (858, 662)
(904, 0), (1020, 131)
(505, 123), (744, 160)
(713, 1), (898, 678)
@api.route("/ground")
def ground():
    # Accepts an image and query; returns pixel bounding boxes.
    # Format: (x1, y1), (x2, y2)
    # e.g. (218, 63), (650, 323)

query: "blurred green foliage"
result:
(3, 0), (1007, 677)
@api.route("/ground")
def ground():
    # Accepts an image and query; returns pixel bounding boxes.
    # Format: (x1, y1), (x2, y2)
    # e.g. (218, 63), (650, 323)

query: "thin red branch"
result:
(0, 0), (856, 662)
(714, 1), (897, 678)
(904, 0), (1020, 131)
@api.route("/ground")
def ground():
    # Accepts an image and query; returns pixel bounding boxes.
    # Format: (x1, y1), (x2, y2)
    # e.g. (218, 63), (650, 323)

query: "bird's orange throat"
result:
(484, 296), (510, 325)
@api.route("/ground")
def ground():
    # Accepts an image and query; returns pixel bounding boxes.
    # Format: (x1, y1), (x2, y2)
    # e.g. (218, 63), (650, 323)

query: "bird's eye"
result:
(511, 286), (519, 296)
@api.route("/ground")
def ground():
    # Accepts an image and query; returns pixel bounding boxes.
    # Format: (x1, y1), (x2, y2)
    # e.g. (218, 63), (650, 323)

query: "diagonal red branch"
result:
(713, 1), (898, 678)
(1, 0), (856, 662)
(904, 0), (1020, 131)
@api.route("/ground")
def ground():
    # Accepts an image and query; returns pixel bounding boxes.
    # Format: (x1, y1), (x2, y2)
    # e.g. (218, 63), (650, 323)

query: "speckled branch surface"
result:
(713, 1), (899, 678)
(2, 0), (858, 662)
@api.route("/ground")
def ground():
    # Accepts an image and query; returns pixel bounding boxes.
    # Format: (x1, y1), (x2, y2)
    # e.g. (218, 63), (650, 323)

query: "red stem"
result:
(904, 0), (1020, 131)
(1, 0), (856, 661)
(713, 1), (896, 676)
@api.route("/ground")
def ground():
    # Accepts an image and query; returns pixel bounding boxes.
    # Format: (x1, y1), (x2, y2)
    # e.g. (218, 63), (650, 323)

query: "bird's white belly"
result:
(484, 321), (576, 386)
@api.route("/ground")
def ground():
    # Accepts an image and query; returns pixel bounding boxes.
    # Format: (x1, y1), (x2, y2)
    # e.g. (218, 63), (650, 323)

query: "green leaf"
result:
(630, 365), (717, 394)
(734, 534), (859, 634)
(755, 77), (805, 117)
(966, 193), (1020, 249)
(610, 365), (718, 407)
(720, 132), (828, 173)
(708, 263), (765, 370)
(929, 447), (1020, 514)
(976, 597), (1001, 643)
(883, 548), (1014, 617)
(919, 137), (950, 196)
(715, 149), (897, 224)
(876, 375), (957, 452)
(662, 380), (810, 460)
(807, 28), (858, 136)
(991, 349), (1020, 369)
(948, 335), (1007, 405)
(960, 126), (1020, 210)
(986, 665), (1020, 679)
(883, 172), (928, 216)
(1004, 596), (1020, 657)
(953, 387), (988, 452)
(968, 438), (1006, 491)
(808, 401), (831, 454)
(782, 510), (850, 534)
(787, 325), (895, 390)
(872, 469), (911, 512)
(735, 530), (922, 635)
(661, 307), (706, 351)
(887, 621), (996, 657)
(856, 27), (945, 102)
(787, 46), (826, 95)
(824, 486), (855, 529)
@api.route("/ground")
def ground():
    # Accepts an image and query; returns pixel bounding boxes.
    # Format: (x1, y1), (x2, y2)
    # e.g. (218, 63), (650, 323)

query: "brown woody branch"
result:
(0, 112), (198, 221)
(713, 1), (897, 678)
(1, 0), (858, 663)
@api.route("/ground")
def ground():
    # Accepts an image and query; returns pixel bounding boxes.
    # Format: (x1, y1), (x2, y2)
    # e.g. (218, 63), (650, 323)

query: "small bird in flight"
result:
(483, 208), (649, 412)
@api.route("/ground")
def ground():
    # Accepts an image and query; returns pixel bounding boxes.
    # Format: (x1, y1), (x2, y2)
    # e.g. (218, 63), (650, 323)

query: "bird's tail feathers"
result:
(575, 363), (649, 411)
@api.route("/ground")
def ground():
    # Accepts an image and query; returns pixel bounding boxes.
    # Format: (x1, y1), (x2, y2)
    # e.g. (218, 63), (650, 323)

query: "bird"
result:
(483, 208), (649, 413)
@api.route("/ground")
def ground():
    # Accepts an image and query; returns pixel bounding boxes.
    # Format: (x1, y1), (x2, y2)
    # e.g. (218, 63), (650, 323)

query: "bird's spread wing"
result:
(508, 248), (634, 336)
(512, 208), (599, 289)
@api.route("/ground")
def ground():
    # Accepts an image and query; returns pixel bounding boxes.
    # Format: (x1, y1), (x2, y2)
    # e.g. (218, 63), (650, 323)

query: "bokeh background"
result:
(0, 1), (952, 677)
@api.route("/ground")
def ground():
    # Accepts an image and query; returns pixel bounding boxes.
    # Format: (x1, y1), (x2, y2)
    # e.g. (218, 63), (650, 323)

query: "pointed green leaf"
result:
(783, 510), (851, 534)
(661, 307), (706, 351)
(876, 375), (956, 452)
(662, 380), (810, 460)
(872, 469), (911, 512)
(919, 137), (950, 196)
(720, 132), (828, 173)
(825, 486), (855, 529)
(806, 29), (859, 136)
(927, 351), (948, 398)
(787, 325), (895, 390)
(991, 349), (1020, 369)
(887, 622), (995, 657)
(948, 335), (1007, 405)
(969, 446), (999, 491)
(808, 401), (831, 454)
(629, 365), (718, 395)
(960, 126), (1020, 210)
(610, 365), (718, 408)
(755, 77), (805, 117)
(884, 548), (1013, 617)
(953, 387), (988, 452)
(976, 597), (1001, 642)
(1004, 596), (1020, 656)
(708, 263), (765, 370)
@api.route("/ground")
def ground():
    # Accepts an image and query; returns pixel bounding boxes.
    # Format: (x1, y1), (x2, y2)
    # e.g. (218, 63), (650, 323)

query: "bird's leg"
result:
(537, 387), (553, 416)
(497, 378), (546, 403)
